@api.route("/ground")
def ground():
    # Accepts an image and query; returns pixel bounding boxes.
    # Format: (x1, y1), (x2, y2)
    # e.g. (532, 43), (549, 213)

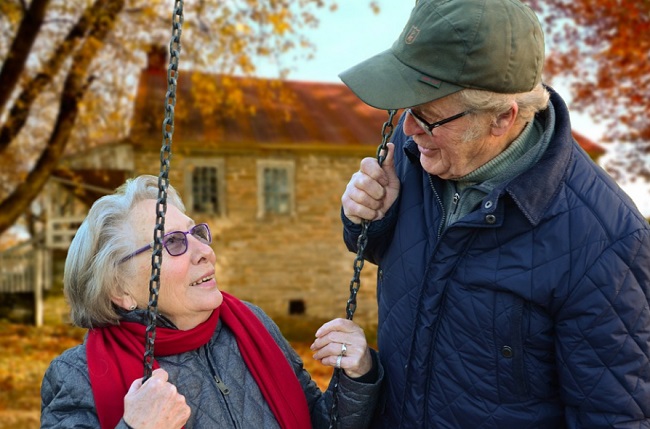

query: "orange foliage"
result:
(526, 0), (650, 179)
(0, 321), (85, 428)
(0, 0), (342, 235)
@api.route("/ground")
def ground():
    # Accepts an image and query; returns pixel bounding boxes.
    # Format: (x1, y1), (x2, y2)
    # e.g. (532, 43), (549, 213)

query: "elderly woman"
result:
(41, 175), (382, 429)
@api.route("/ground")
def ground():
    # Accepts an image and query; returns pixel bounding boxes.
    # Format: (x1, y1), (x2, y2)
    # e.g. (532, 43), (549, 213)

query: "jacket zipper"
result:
(424, 175), (485, 423)
(214, 374), (231, 395)
(452, 192), (460, 214)
(204, 347), (232, 396)
(408, 173), (450, 425)
(428, 174), (446, 239)
(203, 347), (238, 428)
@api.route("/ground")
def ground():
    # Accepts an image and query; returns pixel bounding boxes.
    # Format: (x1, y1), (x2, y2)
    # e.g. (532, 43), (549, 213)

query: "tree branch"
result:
(0, 0), (50, 114)
(0, 0), (126, 234)
(0, 0), (109, 154)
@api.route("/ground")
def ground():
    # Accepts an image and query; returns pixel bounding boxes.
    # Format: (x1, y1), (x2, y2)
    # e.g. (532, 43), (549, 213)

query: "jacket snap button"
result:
(501, 345), (513, 358)
(485, 214), (496, 224)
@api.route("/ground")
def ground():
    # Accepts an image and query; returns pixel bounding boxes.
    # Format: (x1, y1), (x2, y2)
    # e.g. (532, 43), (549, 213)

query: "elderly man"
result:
(339, 0), (650, 427)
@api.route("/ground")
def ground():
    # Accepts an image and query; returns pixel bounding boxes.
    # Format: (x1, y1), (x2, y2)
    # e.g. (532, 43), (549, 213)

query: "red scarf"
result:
(86, 292), (311, 429)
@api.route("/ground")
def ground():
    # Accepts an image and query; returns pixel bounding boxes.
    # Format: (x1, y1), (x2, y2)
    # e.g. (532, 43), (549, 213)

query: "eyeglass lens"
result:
(409, 111), (431, 135)
(164, 224), (211, 256)
(407, 108), (470, 136)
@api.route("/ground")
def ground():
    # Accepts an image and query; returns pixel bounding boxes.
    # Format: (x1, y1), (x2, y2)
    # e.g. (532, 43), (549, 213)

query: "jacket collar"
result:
(503, 87), (573, 226)
(403, 86), (575, 227)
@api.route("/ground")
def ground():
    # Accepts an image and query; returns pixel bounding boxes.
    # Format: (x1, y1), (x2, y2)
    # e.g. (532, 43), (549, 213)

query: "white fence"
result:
(0, 239), (52, 326)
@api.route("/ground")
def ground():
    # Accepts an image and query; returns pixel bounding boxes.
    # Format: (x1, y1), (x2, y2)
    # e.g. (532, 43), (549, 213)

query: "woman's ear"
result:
(111, 291), (137, 311)
(491, 102), (519, 137)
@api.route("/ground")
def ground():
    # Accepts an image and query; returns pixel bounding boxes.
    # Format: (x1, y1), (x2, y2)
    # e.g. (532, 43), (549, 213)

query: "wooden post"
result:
(34, 247), (43, 327)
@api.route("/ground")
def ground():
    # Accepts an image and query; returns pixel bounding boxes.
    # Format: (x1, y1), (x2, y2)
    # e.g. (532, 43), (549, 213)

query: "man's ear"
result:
(491, 102), (519, 137)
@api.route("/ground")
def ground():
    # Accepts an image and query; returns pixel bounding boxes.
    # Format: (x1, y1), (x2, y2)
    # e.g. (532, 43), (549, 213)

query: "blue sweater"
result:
(343, 88), (650, 428)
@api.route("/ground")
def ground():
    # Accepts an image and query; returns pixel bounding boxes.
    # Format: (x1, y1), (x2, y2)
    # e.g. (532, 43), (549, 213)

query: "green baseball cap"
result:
(339, 0), (545, 110)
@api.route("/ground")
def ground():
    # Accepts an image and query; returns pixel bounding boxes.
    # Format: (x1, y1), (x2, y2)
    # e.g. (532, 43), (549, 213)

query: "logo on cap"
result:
(418, 75), (442, 88)
(405, 26), (420, 44)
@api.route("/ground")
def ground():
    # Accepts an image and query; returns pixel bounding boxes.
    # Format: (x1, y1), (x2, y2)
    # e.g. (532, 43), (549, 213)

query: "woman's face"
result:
(125, 199), (223, 330)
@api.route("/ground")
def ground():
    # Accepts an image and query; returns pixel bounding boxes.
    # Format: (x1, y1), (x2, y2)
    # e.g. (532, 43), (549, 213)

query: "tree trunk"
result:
(0, 0), (126, 234)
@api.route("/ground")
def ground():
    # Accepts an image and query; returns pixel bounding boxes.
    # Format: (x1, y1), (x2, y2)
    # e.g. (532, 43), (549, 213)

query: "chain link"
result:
(140, 1), (396, 417)
(328, 109), (397, 428)
(143, 0), (184, 382)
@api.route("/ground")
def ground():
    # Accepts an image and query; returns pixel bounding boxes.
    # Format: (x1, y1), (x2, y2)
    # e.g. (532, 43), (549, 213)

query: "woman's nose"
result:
(191, 236), (216, 263)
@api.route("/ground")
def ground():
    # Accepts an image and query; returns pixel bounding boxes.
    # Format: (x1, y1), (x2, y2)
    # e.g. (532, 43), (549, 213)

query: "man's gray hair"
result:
(454, 83), (550, 143)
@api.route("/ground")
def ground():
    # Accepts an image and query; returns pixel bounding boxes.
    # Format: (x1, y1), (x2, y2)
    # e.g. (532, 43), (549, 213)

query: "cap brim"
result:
(339, 49), (464, 110)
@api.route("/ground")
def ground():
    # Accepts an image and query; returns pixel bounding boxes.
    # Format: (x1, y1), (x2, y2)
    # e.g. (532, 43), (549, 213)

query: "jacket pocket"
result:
(496, 293), (530, 402)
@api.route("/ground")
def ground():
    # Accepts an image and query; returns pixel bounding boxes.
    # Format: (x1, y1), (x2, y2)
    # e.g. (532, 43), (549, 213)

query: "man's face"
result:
(403, 96), (493, 180)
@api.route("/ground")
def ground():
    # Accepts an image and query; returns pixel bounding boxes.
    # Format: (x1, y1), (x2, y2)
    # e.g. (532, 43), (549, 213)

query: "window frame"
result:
(256, 159), (295, 218)
(183, 158), (226, 216)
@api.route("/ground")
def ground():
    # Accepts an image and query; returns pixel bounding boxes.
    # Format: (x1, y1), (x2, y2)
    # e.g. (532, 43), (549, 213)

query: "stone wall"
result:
(134, 148), (380, 330)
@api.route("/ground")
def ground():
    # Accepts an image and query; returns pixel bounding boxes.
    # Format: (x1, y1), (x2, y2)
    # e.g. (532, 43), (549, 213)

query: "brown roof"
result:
(129, 51), (605, 157)
(130, 71), (394, 151)
(572, 130), (605, 158)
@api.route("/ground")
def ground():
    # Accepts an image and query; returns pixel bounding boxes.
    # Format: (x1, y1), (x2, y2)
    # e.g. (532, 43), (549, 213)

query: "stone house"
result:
(1, 49), (606, 327)
(46, 51), (394, 328)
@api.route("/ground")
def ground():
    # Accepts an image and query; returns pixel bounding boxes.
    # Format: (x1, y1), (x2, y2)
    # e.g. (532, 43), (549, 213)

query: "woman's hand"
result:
(123, 368), (191, 429)
(311, 318), (373, 378)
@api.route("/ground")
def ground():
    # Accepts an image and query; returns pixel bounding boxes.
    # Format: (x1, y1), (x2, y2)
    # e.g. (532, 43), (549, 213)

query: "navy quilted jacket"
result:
(343, 88), (650, 428)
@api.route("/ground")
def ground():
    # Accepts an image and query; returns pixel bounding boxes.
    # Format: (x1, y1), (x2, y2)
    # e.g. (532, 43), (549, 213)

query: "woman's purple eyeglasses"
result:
(119, 223), (212, 264)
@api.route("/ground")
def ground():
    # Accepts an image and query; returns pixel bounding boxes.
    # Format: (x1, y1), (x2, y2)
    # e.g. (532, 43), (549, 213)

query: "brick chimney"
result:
(146, 46), (167, 76)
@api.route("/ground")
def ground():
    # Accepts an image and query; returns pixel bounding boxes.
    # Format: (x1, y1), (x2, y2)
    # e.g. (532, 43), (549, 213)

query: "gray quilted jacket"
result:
(41, 303), (383, 428)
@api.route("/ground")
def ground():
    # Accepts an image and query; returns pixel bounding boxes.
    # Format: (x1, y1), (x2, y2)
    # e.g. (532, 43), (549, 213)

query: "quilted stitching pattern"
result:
(41, 303), (383, 428)
(343, 92), (650, 428)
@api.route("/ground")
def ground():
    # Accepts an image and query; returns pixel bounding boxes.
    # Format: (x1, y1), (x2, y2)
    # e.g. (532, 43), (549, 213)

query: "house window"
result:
(257, 160), (295, 217)
(184, 159), (225, 216)
(289, 299), (305, 315)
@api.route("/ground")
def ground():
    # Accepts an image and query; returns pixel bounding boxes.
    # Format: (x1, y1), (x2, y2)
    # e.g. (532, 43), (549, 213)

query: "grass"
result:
(0, 293), (367, 429)
(0, 321), (85, 428)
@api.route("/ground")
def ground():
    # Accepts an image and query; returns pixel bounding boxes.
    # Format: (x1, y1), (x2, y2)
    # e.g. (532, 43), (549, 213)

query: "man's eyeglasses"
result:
(119, 223), (212, 263)
(406, 108), (471, 136)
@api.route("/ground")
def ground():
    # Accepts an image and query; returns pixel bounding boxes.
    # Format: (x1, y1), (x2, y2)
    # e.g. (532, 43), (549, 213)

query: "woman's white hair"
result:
(64, 175), (185, 328)
(452, 83), (550, 142)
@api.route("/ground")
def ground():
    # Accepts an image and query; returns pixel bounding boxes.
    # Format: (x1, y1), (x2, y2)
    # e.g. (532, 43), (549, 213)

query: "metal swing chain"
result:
(143, 0), (185, 382)
(328, 108), (397, 428)
(344, 109), (397, 321)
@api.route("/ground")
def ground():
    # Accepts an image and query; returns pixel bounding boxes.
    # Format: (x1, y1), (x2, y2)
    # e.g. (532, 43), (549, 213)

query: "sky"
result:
(271, 1), (605, 139)
(283, 3), (411, 84)
(257, 1), (650, 216)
